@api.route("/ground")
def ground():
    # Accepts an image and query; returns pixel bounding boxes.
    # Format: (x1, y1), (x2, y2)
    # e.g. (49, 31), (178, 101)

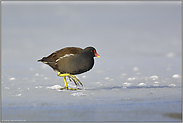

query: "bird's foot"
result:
(57, 72), (83, 90)
(68, 75), (83, 87)
(60, 86), (78, 90)
(57, 72), (83, 86)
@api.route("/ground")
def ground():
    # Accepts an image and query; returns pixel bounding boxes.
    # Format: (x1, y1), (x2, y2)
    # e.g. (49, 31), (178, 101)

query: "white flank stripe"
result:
(56, 54), (74, 62)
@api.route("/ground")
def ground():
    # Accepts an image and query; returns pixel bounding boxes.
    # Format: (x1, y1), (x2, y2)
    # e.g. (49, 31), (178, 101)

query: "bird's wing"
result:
(41, 47), (82, 63)
(37, 47), (82, 72)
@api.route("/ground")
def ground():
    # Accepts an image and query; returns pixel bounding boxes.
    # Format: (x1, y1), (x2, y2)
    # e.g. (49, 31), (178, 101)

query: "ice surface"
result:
(2, 56), (181, 122)
(2, 57), (182, 121)
(2, 53), (182, 122)
(2, 1), (181, 122)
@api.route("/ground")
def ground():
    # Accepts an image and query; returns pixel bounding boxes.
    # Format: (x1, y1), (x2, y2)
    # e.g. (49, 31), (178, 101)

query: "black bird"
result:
(38, 46), (100, 90)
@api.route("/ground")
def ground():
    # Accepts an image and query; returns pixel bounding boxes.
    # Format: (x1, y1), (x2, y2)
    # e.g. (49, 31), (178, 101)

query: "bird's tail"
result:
(37, 57), (48, 63)
(37, 57), (54, 63)
(37, 59), (42, 62)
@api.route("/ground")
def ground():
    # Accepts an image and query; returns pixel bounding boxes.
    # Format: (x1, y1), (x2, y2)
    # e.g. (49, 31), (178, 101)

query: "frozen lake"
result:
(1, 1), (182, 122)
(2, 57), (182, 122)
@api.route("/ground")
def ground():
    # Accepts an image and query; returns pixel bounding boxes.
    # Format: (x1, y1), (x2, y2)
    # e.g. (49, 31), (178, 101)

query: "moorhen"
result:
(38, 46), (100, 90)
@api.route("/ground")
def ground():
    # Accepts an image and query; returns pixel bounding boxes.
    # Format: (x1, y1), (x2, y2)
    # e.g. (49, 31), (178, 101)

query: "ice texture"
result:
(2, 1), (181, 122)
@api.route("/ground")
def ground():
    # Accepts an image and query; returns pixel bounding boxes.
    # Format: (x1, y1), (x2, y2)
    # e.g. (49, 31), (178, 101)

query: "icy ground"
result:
(2, 1), (181, 122)
(2, 57), (182, 122)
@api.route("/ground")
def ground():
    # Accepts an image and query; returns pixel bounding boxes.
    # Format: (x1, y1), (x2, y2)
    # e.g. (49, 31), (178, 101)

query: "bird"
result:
(38, 46), (100, 90)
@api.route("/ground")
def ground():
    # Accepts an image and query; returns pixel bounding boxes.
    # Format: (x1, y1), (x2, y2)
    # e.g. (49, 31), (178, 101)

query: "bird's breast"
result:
(56, 54), (94, 75)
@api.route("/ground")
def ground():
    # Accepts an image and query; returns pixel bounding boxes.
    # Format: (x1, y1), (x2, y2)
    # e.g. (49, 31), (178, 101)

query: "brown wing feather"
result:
(47, 47), (82, 62)
(38, 47), (82, 71)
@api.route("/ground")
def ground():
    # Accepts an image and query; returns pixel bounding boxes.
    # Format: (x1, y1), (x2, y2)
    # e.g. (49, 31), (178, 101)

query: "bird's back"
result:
(38, 47), (82, 72)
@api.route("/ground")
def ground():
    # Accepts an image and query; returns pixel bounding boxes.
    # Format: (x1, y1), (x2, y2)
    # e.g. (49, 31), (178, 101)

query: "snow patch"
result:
(153, 81), (159, 86)
(47, 85), (62, 90)
(172, 74), (181, 78)
(9, 77), (16, 81)
(154, 81), (159, 84)
(71, 92), (87, 96)
(123, 82), (131, 87)
(104, 77), (114, 81)
(15, 94), (22, 97)
(5, 87), (10, 89)
(133, 67), (139, 72)
(120, 73), (127, 78)
(82, 75), (86, 78)
(153, 84), (159, 87)
(166, 52), (175, 58)
(169, 84), (176, 87)
(35, 86), (43, 89)
(138, 83), (146, 87)
(127, 77), (135, 81)
(150, 75), (159, 80)
(105, 77), (110, 80)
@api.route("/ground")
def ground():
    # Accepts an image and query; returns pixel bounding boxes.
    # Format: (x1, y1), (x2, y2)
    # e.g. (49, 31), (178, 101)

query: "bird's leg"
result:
(60, 76), (69, 90)
(60, 77), (78, 90)
(57, 72), (80, 90)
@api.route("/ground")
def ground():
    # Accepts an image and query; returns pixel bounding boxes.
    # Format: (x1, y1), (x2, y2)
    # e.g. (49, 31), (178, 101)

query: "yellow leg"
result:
(63, 76), (68, 88)
(57, 72), (83, 90)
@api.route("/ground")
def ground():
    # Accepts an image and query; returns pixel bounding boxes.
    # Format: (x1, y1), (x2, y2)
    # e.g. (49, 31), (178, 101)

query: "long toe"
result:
(69, 76), (79, 86)
(70, 75), (83, 86)
(68, 87), (78, 90)
(60, 86), (78, 90)
(60, 87), (68, 90)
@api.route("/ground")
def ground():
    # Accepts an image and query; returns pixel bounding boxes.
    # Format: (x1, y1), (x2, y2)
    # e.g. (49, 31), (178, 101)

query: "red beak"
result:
(94, 50), (100, 58)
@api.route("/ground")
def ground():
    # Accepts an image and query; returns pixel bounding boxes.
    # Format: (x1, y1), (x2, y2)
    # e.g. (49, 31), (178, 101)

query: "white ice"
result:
(172, 74), (181, 78)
